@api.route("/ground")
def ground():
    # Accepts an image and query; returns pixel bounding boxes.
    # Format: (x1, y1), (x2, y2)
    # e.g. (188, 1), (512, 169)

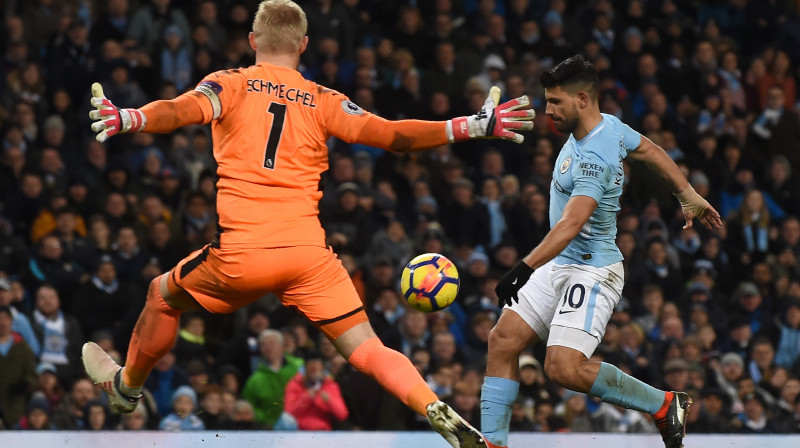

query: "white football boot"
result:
(427, 400), (487, 448)
(82, 342), (141, 413)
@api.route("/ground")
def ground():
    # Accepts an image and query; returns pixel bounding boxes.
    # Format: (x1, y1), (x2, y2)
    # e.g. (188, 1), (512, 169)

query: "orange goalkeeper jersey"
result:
(183, 62), (446, 248)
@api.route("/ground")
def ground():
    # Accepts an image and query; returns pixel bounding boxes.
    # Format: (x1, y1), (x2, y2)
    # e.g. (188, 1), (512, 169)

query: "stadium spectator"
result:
(3, 0), (800, 435)
(737, 392), (783, 433)
(197, 385), (226, 430)
(447, 381), (481, 428)
(173, 312), (212, 370)
(119, 405), (149, 431)
(159, 385), (205, 430)
(216, 305), (271, 379)
(771, 300), (800, 371)
(34, 362), (64, 414)
(384, 309), (430, 358)
(284, 351), (349, 430)
(0, 278), (39, 355)
(72, 257), (138, 339)
(144, 350), (189, 417)
(15, 394), (54, 430)
(0, 305), (37, 428)
(127, 0), (191, 56)
(242, 329), (303, 428)
(229, 399), (263, 430)
(30, 285), (84, 382)
(51, 377), (96, 430)
(83, 400), (112, 430)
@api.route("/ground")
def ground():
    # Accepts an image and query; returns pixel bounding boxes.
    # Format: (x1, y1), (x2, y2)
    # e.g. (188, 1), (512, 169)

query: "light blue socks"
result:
(480, 377), (519, 446)
(588, 362), (666, 414)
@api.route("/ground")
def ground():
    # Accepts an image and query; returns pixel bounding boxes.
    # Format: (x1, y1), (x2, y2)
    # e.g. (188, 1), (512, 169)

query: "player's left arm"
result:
(627, 135), (723, 230)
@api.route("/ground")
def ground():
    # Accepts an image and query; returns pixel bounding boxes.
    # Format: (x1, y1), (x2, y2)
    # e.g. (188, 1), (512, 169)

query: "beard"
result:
(551, 103), (580, 134)
(553, 113), (579, 134)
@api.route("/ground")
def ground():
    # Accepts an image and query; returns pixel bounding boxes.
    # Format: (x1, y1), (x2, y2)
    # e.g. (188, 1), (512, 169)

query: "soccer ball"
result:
(400, 253), (460, 312)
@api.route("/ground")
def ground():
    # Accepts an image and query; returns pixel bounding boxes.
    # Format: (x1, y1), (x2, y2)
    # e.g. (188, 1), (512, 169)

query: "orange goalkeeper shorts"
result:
(171, 244), (368, 339)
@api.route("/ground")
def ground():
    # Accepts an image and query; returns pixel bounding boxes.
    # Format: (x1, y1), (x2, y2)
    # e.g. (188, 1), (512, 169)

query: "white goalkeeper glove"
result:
(446, 86), (535, 144)
(89, 82), (146, 142)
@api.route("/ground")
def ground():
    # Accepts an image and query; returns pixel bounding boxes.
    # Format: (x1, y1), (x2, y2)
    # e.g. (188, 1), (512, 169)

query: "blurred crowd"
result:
(1, 0), (800, 435)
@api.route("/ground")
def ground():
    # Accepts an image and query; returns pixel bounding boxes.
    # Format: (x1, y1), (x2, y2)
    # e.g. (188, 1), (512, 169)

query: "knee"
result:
(146, 275), (182, 313)
(488, 324), (524, 357)
(146, 276), (162, 303)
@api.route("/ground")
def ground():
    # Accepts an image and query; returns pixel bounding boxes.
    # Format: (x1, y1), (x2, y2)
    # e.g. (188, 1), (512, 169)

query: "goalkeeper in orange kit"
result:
(81, 1), (534, 445)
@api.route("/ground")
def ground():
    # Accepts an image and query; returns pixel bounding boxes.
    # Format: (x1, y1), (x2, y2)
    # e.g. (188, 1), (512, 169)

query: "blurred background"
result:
(0, 0), (799, 436)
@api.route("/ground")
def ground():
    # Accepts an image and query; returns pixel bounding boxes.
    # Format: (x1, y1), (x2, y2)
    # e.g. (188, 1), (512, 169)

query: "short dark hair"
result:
(540, 54), (599, 99)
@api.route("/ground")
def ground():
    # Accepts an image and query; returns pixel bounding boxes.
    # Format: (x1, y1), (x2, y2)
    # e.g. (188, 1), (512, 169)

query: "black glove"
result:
(495, 261), (535, 307)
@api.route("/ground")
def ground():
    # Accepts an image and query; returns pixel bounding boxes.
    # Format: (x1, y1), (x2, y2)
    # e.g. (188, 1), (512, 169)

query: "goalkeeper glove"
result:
(495, 261), (534, 307)
(446, 86), (535, 144)
(89, 82), (146, 142)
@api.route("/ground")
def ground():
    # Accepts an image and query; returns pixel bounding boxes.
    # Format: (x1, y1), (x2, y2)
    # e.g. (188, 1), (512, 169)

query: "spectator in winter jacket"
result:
(160, 25), (192, 91)
(242, 329), (303, 427)
(284, 351), (348, 430)
(0, 278), (39, 355)
(159, 385), (205, 431)
(83, 400), (112, 430)
(144, 351), (190, 417)
(30, 285), (84, 383)
(119, 404), (149, 431)
(0, 306), (37, 428)
(736, 392), (783, 433)
(71, 257), (136, 339)
(774, 300), (800, 370)
(50, 377), (96, 430)
(15, 393), (54, 430)
(173, 312), (212, 371)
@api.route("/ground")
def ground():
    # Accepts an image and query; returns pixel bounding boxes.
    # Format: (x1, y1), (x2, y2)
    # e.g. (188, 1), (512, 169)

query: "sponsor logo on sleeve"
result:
(341, 100), (364, 115)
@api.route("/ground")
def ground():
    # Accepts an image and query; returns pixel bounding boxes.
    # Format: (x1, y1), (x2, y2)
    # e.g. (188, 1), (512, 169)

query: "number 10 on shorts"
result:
(559, 284), (586, 314)
(555, 281), (603, 335)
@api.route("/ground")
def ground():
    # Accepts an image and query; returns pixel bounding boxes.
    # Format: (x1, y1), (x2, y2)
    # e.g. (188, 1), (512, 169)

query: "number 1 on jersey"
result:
(264, 102), (286, 169)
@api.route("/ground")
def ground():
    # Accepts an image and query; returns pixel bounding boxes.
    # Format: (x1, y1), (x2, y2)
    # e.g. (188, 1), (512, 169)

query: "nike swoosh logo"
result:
(511, 278), (518, 285)
(558, 309), (576, 314)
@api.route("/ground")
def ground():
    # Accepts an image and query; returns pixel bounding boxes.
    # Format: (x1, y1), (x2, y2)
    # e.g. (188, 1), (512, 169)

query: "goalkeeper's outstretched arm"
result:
(89, 83), (210, 142)
(326, 86), (535, 153)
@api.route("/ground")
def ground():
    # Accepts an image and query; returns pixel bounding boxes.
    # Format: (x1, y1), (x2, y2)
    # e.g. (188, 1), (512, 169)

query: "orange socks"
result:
(347, 337), (438, 416)
(122, 275), (183, 388)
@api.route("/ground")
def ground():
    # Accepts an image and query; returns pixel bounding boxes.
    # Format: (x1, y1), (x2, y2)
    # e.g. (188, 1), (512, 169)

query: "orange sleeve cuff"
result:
(139, 91), (211, 133)
(356, 116), (449, 152)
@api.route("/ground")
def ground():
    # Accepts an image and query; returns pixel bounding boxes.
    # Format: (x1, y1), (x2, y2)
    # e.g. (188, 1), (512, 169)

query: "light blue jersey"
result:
(550, 114), (642, 267)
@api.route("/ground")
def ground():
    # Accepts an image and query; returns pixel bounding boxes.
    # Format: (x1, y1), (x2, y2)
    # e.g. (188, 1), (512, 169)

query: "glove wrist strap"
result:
(119, 108), (146, 133)
(448, 116), (471, 142)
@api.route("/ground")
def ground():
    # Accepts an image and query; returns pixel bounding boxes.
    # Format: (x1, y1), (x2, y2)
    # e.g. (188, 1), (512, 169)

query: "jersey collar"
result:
(575, 115), (607, 146)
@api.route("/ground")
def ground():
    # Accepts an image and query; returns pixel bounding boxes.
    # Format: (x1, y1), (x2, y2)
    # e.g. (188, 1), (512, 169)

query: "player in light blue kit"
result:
(479, 55), (722, 448)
